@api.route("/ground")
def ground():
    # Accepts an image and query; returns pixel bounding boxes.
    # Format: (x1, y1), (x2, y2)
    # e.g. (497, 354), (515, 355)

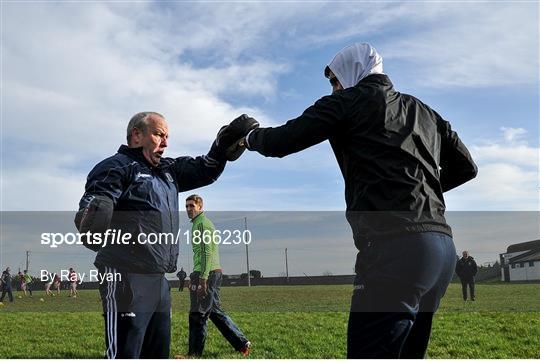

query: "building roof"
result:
(507, 239), (540, 253)
(509, 249), (540, 263)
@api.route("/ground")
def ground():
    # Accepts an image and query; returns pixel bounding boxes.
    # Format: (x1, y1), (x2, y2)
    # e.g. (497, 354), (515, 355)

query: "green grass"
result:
(0, 283), (538, 358)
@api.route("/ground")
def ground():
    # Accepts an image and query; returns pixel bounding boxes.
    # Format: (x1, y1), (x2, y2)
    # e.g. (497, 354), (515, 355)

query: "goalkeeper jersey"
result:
(191, 212), (221, 279)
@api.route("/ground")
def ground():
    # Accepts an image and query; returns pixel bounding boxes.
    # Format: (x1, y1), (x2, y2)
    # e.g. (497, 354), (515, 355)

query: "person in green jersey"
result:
(184, 194), (251, 357)
(22, 270), (33, 297)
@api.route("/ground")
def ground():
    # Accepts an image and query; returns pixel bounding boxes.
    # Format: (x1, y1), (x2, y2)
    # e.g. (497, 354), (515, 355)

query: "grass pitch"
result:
(0, 283), (538, 358)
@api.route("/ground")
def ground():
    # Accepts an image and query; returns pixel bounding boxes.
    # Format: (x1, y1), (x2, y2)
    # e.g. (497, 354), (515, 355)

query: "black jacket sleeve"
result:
(438, 120), (478, 192)
(471, 259), (478, 276)
(76, 158), (127, 251)
(247, 94), (346, 158)
(172, 143), (226, 192)
(455, 260), (463, 278)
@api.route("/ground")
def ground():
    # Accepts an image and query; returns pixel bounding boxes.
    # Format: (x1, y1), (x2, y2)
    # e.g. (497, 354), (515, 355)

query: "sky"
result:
(1, 1), (539, 275)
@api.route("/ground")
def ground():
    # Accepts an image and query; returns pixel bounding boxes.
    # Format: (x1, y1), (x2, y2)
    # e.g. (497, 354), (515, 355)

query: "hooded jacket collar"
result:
(356, 73), (393, 88)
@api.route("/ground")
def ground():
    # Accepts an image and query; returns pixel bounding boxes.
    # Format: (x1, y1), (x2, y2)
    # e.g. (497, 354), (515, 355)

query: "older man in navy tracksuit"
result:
(75, 112), (257, 359)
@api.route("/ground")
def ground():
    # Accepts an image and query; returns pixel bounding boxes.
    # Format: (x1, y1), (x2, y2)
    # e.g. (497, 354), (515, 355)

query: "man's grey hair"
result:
(126, 111), (164, 145)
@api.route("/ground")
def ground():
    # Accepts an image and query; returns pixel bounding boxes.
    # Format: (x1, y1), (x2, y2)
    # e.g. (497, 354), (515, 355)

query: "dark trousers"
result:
(98, 267), (171, 359)
(460, 278), (475, 300)
(179, 279), (185, 292)
(347, 232), (456, 359)
(0, 286), (13, 302)
(188, 271), (248, 356)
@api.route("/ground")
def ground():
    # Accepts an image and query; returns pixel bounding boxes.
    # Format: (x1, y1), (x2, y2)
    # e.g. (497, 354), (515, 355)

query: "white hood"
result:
(325, 43), (384, 89)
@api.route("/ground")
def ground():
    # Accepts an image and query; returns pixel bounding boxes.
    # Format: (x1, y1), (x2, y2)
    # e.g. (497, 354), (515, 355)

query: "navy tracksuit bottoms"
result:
(347, 232), (456, 359)
(98, 267), (171, 359)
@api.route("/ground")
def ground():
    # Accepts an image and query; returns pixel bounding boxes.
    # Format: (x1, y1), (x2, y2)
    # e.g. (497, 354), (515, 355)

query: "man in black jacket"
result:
(455, 251), (478, 301)
(0, 267), (13, 303)
(235, 43), (477, 358)
(177, 267), (187, 292)
(75, 111), (257, 359)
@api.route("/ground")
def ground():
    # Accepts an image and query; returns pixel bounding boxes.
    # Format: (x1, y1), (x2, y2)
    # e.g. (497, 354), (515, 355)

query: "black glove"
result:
(216, 114), (259, 161)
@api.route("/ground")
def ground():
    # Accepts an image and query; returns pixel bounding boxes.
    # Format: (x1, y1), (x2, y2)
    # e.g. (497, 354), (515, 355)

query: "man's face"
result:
(185, 200), (203, 220)
(463, 251), (469, 258)
(130, 115), (169, 167)
(327, 69), (344, 94)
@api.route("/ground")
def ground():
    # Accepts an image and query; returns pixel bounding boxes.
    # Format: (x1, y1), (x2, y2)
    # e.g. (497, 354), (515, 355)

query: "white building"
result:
(500, 240), (540, 282)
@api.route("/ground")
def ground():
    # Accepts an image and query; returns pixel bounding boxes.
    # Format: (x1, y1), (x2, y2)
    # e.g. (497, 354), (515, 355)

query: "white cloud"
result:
(461, 163), (537, 206)
(273, 2), (537, 89)
(500, 127), (528, 144)
(183, 61), (290, 101)
(1, 2), (286, 212)
(2, 2), (538, 212)
(445, 128), (539, 211)
(379, 3), (538, 88)
(471, 144), (537, 169)
(1, 152), (87, 211)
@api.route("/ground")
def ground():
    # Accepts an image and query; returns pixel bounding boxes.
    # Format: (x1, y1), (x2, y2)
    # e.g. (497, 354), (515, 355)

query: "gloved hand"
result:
(216, 114), (259, 161)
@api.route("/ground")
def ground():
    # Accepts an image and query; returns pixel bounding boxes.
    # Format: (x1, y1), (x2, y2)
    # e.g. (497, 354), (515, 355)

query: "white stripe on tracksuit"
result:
(105, 267), (118, 359)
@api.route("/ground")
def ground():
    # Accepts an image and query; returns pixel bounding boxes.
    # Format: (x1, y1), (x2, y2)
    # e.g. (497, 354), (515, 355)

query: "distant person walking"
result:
(44, 271), (54, 296)
(52, 273), (61, 295)
(177, 268), (187, 292)
(23, 270), (33, 297)
(17, 271), (24, 295)
(68, 268), (78, 298)
(0, 267), (14, 303)
(455, 251), (478, 301)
